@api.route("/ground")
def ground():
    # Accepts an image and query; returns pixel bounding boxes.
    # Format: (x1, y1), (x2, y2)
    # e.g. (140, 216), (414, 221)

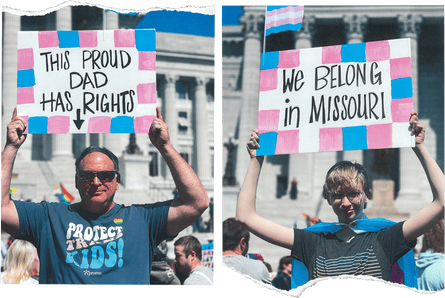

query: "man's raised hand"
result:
(149, 107), (171, 150)
(6, 107), (27, 149)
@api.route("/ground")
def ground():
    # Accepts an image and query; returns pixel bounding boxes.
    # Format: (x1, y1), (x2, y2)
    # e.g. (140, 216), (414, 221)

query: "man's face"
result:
(283, 263), (292, 275)
(75, 152), (119, 213)
(327, 183), (369, 224)
(174, 245), (192, 275)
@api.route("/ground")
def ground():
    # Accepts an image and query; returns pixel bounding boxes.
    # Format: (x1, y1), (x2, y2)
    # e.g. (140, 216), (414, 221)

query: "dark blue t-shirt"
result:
(14, 200), (171, 284)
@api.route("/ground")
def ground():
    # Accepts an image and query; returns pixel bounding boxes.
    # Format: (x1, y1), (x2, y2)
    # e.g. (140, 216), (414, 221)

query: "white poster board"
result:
(17, 29), (156, 134)
(257, 38), (415, 156)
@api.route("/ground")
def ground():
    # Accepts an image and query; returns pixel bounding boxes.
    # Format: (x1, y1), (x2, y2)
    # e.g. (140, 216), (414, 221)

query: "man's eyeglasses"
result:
(77, 171), (117, 182)
(328, 191), (364, 203)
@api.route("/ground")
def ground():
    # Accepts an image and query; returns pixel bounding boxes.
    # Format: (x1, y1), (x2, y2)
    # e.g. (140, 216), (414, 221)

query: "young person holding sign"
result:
(1, 107), (209, 284)
(236, 112), (443, 284)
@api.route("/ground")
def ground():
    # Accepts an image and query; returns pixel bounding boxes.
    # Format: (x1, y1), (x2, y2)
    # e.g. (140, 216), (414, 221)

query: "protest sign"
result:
(257, 38), (415, 156)
(17, 29), (156, 134)
(201, 243), (214, 270)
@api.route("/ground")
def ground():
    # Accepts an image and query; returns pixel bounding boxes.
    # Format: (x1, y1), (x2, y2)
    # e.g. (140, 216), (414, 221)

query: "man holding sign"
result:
(236, 112), (443, 285)
(1, 107), (209, 284)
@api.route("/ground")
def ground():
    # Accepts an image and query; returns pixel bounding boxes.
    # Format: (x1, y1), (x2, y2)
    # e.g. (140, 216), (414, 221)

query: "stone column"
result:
(194, 77), (212, 184)
(161, 74), (178, 179)
(52, 6), (73, 160)
(398, 14), (421, 112)
(163, 75), (179, 147)
(104, 8), (119, 29)
(235, 7), (265, 185)
(341, 14), (369, 164)
(289, 15), (317, 201)
(344, 14), (368, 44)
(2, 13), (29, 158)
(396, 14), (424, 208)
(293, 15), (316, 49)
(419, 119), (437, 193)
(102, 9), (122, 156)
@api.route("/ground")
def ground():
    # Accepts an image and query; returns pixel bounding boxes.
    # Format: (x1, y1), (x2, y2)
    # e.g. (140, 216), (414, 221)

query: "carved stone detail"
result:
(398, 14), (423, 38)
(343, 14), (369, 42)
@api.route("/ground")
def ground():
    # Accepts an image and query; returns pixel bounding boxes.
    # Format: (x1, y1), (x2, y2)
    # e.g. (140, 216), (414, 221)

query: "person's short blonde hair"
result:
(323, 161), (370, 198)
(3, 240), (37, 284)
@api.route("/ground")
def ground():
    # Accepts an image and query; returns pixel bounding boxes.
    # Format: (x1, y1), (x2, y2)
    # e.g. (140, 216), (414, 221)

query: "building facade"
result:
(2, 6), (214, 206)
(223, 6), (443, 267)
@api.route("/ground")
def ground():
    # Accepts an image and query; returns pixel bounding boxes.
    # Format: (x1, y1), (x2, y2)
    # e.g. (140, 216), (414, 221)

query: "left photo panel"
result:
(1, 4), (214, 285)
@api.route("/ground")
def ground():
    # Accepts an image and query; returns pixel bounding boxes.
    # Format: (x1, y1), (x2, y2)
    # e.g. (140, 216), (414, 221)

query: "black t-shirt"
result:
(273, 271), (291, 290)
(291, 222), (415, 281)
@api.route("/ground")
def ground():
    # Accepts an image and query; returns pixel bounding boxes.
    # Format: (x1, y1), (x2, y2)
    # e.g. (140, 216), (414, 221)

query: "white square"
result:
(298, 126), (319, 153)
(18, 32), (38, 49)
(392, 122), (415, 148)
(389, 38), (411, 59)
(299, 47), (322, 67)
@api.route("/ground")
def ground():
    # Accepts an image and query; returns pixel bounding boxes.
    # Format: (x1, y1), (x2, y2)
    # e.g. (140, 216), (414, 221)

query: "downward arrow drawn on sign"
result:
(73, 109), (85, 130)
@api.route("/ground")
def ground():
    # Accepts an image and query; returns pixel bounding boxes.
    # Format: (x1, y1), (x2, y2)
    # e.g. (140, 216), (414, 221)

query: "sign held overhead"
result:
(257, 38), (415, 156)
(17, 29), (157, 134)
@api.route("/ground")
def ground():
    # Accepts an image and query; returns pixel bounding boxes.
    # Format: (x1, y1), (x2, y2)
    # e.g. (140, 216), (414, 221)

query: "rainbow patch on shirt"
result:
(114, 218), (123, 225)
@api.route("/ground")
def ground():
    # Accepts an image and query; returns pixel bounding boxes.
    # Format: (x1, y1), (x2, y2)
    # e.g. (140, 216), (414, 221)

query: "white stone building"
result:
(222, 6), (444, 269)
(2, 6), (214, 215)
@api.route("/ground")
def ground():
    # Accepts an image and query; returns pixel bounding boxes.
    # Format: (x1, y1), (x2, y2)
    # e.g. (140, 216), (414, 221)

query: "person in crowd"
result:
(7, 236), (14, 248)
(1, 239), (39, 284)
(222, 217), (272, 284)
(207, 197), (214, 232)
(0, 240), (8, 272)
(264, 261), (276, 281)
(416, 219), (444, 291)
(174, 235), (213, 285)
(192, 216), (204, 233)
(150, 240), (181, 285)
(272, 256), (292, 291)
(236, 112), (443, 283)
(290, 178), (298, 200)
(1, 107), (208, 284)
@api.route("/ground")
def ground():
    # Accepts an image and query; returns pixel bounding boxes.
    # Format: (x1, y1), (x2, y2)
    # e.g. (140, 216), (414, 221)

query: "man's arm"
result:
(236, 129), (294, 250)
(403, 112), (444, 243)
(1, 108), (27, 238)
(149, 107), (209, 237)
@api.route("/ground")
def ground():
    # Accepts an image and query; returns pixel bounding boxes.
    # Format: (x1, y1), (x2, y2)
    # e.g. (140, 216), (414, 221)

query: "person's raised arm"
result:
(149, 107), (208, 237)
(2, 108), (27, 238)
(403, 112), (444, 243)
(236, 129), (294, 250)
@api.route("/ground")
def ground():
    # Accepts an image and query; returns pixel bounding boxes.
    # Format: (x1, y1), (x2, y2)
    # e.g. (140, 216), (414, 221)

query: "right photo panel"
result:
(222, 5), (444, 297)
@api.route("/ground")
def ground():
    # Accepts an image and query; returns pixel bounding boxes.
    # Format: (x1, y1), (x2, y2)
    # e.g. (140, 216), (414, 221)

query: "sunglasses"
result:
(77, 171), (117, 182)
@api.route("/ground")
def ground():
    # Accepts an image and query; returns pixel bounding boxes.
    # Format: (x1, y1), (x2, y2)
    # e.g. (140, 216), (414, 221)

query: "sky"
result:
(222, 5), (242, 26)
(136, 10), (214, 37)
